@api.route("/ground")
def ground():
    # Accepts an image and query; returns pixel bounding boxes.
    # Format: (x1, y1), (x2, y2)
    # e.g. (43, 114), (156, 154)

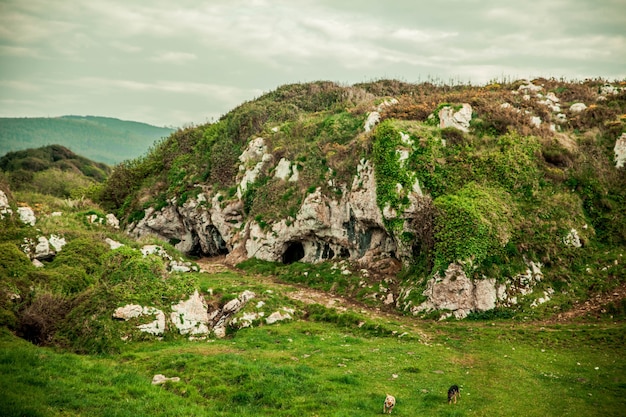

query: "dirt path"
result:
(196, 257), (387, 315)
(195, 257), (432, 341)
(195, 257), (626, 326)
(552, 281), (626, 322)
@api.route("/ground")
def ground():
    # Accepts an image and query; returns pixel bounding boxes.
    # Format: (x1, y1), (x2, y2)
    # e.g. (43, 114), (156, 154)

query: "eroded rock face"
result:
(127, 153), (428, 266)
(243, 159), (402, 265)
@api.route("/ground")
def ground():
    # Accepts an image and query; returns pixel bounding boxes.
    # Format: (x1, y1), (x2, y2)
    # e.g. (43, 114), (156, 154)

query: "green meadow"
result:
(1, 268), (624, 417)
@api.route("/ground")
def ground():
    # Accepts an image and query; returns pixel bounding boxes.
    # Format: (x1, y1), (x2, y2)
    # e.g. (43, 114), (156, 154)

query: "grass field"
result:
(1, 269), (625, 417)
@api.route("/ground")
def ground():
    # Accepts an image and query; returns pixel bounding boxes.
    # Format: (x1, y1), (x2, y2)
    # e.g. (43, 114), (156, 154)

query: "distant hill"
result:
(0, 116), (175, 165)
(0, 144), (112, 198)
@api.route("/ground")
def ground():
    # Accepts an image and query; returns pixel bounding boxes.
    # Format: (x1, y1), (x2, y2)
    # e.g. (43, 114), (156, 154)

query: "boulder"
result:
(48, 235), (66, 252)
(34, 237), (53, 261)
(152, 374), (180, 385)
(106, 213), (120, 229)
(17, 206), (36, 226)
(438, 103), (472, 132)
(105, 238), (124, 250)
(170, 290), (209, 335)
(569, 102), (587, 113)
(415, 263), (499, 319)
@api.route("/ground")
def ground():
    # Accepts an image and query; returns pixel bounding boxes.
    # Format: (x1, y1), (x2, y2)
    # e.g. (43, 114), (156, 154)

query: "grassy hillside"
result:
(0, 144), (111, 198)
(0, 116), (175, 165)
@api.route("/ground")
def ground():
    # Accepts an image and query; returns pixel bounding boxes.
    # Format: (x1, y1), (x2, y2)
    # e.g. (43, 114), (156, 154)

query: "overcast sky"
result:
(1, 0), (625, 127)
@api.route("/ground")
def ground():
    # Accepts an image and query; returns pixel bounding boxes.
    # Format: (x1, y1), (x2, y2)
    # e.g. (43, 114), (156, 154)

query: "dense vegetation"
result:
(0, 116), (174, 165)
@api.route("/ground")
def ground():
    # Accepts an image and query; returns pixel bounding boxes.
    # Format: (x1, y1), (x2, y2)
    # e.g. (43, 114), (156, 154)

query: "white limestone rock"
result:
(0, 190), (12, 219)
(48, 235), (66, 252)
(563, 229), (582, 248)
(105, 238), (124, 250)
(569, 102), (587, 113)
(438, 103), (472, 132)
(265, 309), (293, 324)
(18, 206), (36, 226)
(170, 290), (209, 336)
(274, 158), (292, 180)
(208, 290), (255, 338)
(106, 213), (120, 229)
(152, 374), (180, 385)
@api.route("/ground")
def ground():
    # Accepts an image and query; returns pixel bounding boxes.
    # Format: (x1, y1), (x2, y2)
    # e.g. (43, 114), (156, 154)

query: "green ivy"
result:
(432, 182), (514, 273)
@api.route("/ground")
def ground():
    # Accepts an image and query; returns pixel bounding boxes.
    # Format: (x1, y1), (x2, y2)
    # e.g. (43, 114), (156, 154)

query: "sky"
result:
(1, 0), (625, 128)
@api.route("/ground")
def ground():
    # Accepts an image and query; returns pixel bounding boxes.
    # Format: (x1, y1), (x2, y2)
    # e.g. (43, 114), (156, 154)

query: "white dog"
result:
(383, 394), (396, 414)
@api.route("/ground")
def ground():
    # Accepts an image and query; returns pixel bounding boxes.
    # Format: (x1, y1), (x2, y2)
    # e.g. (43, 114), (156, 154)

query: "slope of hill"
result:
(0, 116), (175, 165)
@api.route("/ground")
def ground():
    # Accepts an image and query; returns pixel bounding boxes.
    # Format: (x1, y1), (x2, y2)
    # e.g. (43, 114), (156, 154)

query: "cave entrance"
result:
(282, 241), (305, 264)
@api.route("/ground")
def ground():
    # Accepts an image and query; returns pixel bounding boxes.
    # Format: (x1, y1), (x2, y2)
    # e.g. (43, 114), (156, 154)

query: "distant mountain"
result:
(0, 116), (175, 165)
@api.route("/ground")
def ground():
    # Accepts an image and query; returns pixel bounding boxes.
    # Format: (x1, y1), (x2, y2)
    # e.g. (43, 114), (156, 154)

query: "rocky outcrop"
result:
(127, 154), (427, 267)
(413, 260), (548, 319)
(0, 190), (12, 219)
(414, 263), (504, 319)
(208, 290), (255, 338)
(21, 234), (67, 261)
(113, 289), (256, 339)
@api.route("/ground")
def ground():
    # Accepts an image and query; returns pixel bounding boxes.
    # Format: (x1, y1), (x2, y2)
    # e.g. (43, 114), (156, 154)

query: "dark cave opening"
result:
(282, 241), (305, 264)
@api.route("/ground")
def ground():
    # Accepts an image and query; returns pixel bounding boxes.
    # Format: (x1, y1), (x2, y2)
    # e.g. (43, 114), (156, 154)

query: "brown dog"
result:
(383, 394), (396, 414)
(448, 385), (460, 404)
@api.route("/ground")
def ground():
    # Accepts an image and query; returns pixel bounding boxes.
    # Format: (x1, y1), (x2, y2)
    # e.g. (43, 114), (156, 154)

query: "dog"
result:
(383, 394), (396, 414)
(448, 385), (460, 404)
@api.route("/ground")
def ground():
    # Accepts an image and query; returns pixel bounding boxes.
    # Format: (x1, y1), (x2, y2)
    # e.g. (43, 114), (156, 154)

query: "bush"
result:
(18, 293), (70, 346)
(433, 183), (514, 272)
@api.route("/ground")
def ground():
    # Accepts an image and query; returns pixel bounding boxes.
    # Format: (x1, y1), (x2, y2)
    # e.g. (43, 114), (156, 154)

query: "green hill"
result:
(0, 144), (111, 198)
(0, 116), (175, 165)
(100, 78), (626, 318)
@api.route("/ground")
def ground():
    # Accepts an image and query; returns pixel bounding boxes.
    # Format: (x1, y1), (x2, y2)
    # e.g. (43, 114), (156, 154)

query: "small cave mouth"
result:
(282, 241), (305, 264)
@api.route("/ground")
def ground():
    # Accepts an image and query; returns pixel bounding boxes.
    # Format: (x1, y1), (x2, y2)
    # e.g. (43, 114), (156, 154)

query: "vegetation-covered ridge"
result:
(0, 115), (175, 165)
(98, 78), (626, 316)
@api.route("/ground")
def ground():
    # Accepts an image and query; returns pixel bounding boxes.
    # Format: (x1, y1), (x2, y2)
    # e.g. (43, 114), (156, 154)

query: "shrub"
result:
(433, 183), (514, 272)
(18, 293), (70, 346)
